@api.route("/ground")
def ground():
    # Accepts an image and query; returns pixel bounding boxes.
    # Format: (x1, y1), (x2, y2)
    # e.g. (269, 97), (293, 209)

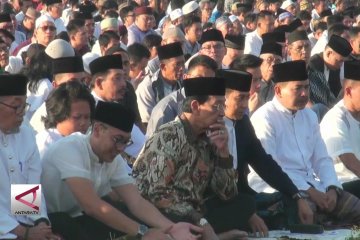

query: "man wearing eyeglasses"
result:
(287, 30), (311, 64)
(0, 74), (60, 240)
(258, 42), (283, 108)
(134, 75), (251, 239)
(41, 101), (201, 239)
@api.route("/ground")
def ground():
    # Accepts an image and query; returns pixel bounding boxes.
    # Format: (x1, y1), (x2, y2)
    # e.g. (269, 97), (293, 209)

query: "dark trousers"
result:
(49, 196), (139, 240)
(161, 194), (256, 233)
(343, 180), (360, 199)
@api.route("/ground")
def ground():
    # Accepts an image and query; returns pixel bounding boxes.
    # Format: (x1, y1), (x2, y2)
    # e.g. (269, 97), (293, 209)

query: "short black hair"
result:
(99, 30), (120, 47)
(314, 21), (327, 32)
(244, 13), (257, 25)
(349, 27), (360, 39)
(327, 23), (349, 40)
(183, 15), (201, 29)
(104, 9), (119, 18)
(119, 5), (134, 22)
(142, 34), (162, 50)
(257, 10), (273, 22)
(43, 81), (95, 129)
(327, 14), (344, 27)
(66, 18), (85, 36)
(298, 10), (311, 21)
(102, 0), (118, 11)
(188, 55), (218, 73)
(182, 95), (209, 113)
(230, 54), (263, 71)
(127, 42), (151, 63)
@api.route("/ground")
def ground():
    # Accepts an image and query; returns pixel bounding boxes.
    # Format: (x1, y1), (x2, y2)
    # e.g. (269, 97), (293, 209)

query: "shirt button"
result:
(10, 167), (15, 172)
(8, 156), (12, 159)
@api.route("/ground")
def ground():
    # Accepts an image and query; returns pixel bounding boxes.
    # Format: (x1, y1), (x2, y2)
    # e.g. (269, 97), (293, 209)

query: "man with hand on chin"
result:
(134, 76), (250, 239)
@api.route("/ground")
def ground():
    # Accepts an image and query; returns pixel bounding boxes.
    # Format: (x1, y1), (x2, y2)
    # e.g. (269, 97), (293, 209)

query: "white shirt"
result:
(0, 124), (48, 239)
(249, 97), (341, 192)
(26, 78), (53, 121)
(29, 102), (47, 133)
(36, 128), (63, 159)
(320, 100), (360, 183)
(244, 30), (263, 57)
(224, 117), (237, 169)
(311, 30), (328, 56)
(41, 133), (134, 217)
(5, 56), (23, 74)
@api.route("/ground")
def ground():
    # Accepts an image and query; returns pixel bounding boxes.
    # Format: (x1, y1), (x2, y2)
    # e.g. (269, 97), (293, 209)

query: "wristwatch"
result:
(292, 192), (304, 201)
(199, 218), (209, 227)
(326, 185), (342, 197)
(136, 224), (149, 239)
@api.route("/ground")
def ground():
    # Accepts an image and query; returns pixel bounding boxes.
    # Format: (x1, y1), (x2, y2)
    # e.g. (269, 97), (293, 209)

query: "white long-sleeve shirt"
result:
(0, 124), (49, 239)
(244, 30), (263, 57)
(249, 97), (341, 192)
(320, 100), (360, 183)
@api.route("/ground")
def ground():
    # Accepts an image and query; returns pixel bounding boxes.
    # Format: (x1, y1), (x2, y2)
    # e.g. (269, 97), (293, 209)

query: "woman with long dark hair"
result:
(21, 43), (53, 120)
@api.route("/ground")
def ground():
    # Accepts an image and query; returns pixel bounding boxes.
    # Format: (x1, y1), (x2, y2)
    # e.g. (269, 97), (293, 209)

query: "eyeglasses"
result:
(290, 44), (310, 53)
(39, 25), (56, 32)
(211, 103), (225, 112)
(0, 102), (30, 114)
(113, 136), (133, 147)
(263, 56), (282, 65)
(201, 43), (224, 52)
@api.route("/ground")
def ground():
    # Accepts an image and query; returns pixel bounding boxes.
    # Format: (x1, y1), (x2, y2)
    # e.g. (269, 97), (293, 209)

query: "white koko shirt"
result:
(249, 97), (341, 192)
(320, 100), (360, 183)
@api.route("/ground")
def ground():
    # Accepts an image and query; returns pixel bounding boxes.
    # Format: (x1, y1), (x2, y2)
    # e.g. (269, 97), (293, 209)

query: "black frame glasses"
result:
(0, 102), (30, 114)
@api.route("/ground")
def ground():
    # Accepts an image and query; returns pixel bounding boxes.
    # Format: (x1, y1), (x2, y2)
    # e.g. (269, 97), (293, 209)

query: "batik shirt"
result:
(133, 117), (238, 218)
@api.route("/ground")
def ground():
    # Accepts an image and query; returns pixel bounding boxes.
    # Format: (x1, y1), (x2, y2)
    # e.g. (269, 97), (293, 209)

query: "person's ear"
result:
(274, 84), (282, 97)
(190, 100), (200, 114)
(94, 76), (104, 90)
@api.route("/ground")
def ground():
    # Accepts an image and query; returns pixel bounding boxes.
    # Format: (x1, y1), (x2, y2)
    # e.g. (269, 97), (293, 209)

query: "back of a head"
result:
(257, 10), (273, 22)
(328, 23), (348, 39)
(183, 15), (201, 29)
(230, 54), (263, 71)
(66, 18), (85, 36)
(171, 0), (185, 11)
(142, 34), (162, 50)
(188, 55), (218, 73)
(314, 21), (327, 32)
(127, 42), (150, 63)
(98, 30), (120, 47)
(327, 14), (344, 27)
(349, 26), (360, 40)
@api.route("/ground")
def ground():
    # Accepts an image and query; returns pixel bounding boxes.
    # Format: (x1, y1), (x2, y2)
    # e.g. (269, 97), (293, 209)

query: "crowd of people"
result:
(2, 0), (360, 239)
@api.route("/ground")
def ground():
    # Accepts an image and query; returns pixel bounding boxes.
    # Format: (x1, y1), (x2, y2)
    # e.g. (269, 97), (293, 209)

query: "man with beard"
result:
(250, 60), (360, 227)
(136, 42), (185, 125)
(0, 74), (59, 240)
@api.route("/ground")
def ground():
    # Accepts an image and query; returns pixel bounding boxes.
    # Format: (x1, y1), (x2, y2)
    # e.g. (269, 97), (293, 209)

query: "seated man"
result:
(320, 61), (360, 199)
(219, 69), (312, 232)
(41, 101), (201, 239)
(134, 76), (251, 239)
(0, 74), (58, 239)
(146, 55), (218, 138)
(136, 42), (185, 125)
(250, 60), (360, 226)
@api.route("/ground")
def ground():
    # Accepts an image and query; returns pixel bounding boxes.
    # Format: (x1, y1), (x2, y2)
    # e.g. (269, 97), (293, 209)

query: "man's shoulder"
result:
(321, 101), (347, 126)
(42, 133), (86, 160)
